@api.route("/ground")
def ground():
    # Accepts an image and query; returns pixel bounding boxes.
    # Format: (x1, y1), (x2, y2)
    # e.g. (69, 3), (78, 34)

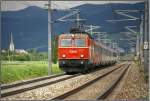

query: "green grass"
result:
(1, 61), (63, 84)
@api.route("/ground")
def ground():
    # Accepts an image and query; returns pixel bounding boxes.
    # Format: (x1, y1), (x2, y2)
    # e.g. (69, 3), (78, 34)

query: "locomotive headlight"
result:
(80, 54), (84, 58)
(62, 54), (66, 58)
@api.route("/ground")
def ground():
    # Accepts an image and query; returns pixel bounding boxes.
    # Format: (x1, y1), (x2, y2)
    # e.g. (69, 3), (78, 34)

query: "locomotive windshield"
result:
(75, 39), (85, 47)
(61, 39), (72, 47)
(60, 38), (86, 47)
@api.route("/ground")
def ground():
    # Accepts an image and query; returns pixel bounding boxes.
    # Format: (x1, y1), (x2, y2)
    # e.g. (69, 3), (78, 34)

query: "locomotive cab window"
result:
(60, 39), (72, 47)
(74, 39), (86, 47)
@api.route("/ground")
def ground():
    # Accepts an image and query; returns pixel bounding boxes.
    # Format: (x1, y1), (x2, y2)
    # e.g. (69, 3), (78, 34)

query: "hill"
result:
(2, 2), (144, 51)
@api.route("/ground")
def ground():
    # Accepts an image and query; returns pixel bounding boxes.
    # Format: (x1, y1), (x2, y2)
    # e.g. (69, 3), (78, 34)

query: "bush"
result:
(13, 54), (31, 61)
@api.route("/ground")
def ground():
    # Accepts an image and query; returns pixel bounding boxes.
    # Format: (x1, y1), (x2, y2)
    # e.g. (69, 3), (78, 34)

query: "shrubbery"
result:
(1, 50), (48, 61)
(13, 54), (31, 61)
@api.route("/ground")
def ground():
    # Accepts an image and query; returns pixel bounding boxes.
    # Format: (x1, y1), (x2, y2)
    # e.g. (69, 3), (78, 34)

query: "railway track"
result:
(1, 63), (125, 99)
(50, 63), (130, 100)
(1, 73), (65, 89)
(96, 64), (130, 100)
(1, 73), (80, 98)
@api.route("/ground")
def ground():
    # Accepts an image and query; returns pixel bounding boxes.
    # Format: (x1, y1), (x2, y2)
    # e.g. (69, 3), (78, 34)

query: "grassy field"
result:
(1, 61), (63, 84)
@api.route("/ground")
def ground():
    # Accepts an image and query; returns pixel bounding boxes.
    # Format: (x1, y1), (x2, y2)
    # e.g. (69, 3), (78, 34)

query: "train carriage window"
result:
(75, 39), (85, 47)
(61, 39), (72, 47)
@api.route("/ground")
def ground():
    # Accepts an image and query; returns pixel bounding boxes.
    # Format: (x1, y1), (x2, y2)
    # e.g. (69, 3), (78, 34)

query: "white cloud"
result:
(2, 1), (143, 11)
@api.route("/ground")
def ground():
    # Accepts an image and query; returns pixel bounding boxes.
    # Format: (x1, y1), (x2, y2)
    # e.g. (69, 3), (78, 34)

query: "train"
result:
(58, 28), (118, 74)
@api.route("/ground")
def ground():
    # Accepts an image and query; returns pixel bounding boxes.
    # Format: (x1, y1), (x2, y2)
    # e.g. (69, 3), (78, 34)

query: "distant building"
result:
(2, 49), (6, 53)
(15, 49), (28, 54)
(8, 32), (28, 54)
(9, 33), (15, 52)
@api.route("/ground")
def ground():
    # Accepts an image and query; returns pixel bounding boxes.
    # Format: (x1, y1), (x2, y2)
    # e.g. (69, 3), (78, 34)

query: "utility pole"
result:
(136, 32), (140, 59)
(107, 9), (145, 63)
(84, 25), (100, 36)
(143, 0), (149, 73)
(125, 47), (128, 57)
(57, 9), (86, 26)
(97, 33), (104, 42)
(48, 0), (52, 75)
(92, 32), (107, 42)
(139, 14), (144, 65)
(90, 25), (93, 35)
(76, 11), (80, 28)
(113, 43), (118, 49)
(124, 26), (140, 59)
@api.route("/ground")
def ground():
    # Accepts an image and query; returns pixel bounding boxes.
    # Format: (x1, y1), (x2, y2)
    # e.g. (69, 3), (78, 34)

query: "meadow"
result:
(1, 61), (63, 84)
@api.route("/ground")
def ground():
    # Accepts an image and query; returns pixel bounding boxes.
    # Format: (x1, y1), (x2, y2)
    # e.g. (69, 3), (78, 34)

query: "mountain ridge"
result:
(2, 3), (144, 51)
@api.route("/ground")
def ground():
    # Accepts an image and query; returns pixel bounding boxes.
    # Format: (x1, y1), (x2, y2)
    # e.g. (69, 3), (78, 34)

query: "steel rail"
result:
(96, 64), (130, 100)
(1, 73), (65, 90)
(50, 64), (125, 100)
(1, 74), (79, 98)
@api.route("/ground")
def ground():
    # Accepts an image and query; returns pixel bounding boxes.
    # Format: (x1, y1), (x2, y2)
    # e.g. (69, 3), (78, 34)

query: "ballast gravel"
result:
(64, 67), (126, 100)
(114, 62), (148, 100)
(2, 63), (123, 100)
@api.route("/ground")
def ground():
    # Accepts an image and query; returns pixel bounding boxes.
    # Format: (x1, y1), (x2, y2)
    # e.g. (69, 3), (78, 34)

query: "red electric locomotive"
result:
(58, 29), (118, 74)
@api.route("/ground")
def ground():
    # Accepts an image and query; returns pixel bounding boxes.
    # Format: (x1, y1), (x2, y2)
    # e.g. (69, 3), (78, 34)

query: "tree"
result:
(27, 48), (37, 55)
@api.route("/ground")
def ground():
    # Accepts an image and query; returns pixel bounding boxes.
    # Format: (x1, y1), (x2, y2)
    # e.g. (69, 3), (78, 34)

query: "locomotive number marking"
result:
(69, 50), (77, 53)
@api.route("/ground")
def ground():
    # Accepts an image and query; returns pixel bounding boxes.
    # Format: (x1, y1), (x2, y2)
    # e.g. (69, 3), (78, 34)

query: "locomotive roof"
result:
(59, 32), (93, 39)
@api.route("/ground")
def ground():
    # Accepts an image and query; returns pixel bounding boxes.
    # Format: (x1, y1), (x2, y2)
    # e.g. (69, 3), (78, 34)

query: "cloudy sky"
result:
(2, 1), (142, 11)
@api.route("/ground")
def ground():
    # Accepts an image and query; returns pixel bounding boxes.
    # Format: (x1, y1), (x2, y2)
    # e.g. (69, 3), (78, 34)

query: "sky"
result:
(1, 1), (143, 11)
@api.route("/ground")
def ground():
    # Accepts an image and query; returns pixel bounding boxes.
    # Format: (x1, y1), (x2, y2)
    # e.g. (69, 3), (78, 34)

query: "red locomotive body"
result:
(58, 34), (89, 60)
(58, 33), (117, 73)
